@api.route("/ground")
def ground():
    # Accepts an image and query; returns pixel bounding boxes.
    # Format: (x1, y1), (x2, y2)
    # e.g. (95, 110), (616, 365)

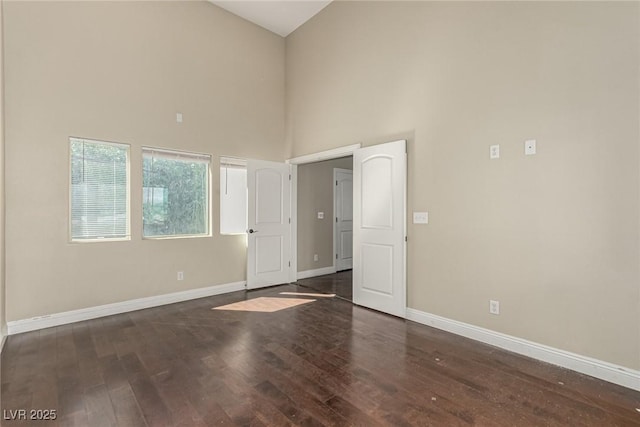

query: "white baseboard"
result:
(297, 266), (337, 280)
(7, 281), (247, 335)
(406, 308), (640, 392)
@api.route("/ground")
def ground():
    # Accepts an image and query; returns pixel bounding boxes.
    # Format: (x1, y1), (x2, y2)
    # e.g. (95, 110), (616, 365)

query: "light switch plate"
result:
(317, 212), (324, 219)
(413, 212), (428, 224)
(176, 112), (183, 123)
(490, 145), (500, 159)
(525, 139), (536, 155)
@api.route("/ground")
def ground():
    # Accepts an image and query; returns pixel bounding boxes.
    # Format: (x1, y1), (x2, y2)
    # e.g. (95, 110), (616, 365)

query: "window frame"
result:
(68, 137), (131, 243)
(142, 146), (212, 240)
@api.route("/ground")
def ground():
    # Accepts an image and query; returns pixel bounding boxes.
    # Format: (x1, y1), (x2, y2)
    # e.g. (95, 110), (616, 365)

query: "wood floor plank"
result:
(2, 277), (639, 426)
(107, 383), (148, 427)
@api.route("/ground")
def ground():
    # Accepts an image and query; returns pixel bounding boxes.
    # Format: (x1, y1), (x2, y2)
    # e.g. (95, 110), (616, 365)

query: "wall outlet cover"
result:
(489, 299), (500, 315)
(490, 145), (500, 159)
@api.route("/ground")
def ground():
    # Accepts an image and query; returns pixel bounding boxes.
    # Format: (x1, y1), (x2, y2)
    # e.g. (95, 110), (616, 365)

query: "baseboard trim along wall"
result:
(406, 308), (640, 392)
(297, 266), (337, 280)
(7, 281), (247, 335)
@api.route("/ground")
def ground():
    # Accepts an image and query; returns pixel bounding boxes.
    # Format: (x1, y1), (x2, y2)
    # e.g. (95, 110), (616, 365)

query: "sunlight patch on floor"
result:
(279, 292), (335, 298)
(212, 297), (315, 313)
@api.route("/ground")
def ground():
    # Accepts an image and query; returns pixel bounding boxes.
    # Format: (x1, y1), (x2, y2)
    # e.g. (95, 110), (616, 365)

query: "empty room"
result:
(0, 0), (639, 425)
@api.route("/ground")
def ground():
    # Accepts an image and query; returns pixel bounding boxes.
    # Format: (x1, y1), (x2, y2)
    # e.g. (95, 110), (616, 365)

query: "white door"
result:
(353, 140), (406, 317)
(334, 168), (353, 271)
(247, 159), (291, 290)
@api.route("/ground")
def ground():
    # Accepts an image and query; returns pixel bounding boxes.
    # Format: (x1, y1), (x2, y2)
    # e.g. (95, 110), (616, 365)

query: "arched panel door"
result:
(353, 140), (406, 317)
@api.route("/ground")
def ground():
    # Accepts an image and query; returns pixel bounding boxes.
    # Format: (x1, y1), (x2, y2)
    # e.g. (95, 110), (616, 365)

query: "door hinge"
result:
(336, 180), (338, 186)
(405, 236), (408, 242)
(289, 174), (291, 181)
(336, 254), (338, 259)
(289, 217), (291, 224)
(336, 217), (338, 223)
(288, 261), (291, 267)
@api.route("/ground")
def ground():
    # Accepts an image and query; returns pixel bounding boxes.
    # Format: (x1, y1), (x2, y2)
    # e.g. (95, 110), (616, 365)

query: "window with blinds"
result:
(220, 157), (247, 235)
(70, 138), (130, 241)
(142, 147), (211, 238)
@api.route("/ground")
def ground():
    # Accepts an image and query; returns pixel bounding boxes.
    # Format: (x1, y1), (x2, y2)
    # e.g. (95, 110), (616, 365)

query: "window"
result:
(70, 138), (130, 241)
(142, 147), (210, 238)
(220, 157), (247, 234)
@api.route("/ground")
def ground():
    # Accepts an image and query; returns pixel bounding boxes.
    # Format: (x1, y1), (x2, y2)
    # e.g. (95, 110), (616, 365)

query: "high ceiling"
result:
(209, 1), (332, 37)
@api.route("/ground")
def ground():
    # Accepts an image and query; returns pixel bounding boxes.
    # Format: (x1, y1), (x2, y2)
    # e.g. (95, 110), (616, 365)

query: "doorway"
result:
(289, 140), (407, 317)
(294, 156), (353, 301)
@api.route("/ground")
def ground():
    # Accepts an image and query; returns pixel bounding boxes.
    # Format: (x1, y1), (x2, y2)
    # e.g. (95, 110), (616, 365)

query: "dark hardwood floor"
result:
(2, 281), (639, 426)
(296, 270), (353, 301)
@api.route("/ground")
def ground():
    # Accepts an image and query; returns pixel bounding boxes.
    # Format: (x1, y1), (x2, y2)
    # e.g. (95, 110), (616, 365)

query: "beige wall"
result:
(4, 1), (285, 321)
(286, 2), (640, 369)
(297, 156), (352, 272)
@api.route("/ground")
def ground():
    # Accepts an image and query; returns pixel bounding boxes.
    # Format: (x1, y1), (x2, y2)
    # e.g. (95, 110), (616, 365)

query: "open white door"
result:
(247, 159), (291, 290)
(353, 140), (406, 317)
(334, 168), (353, 271)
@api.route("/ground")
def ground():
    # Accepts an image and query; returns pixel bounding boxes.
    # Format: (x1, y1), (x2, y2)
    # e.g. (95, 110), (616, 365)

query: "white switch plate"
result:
(413, 212), (428, 224)
(176, 112), (183, 123)
(317, 212), (324, 219)
(525, 139), (536, 155)
(177, 271), (184, 281)
(490, 145), (500, 159)
(313, 254), (318, 262)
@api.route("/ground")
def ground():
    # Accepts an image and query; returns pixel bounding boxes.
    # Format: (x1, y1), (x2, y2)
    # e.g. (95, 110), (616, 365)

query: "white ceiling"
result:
(209, 1), (332, 37)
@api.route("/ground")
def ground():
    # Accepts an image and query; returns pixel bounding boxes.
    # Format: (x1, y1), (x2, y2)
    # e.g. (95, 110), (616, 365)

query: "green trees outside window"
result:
(142, 149), (210, 238)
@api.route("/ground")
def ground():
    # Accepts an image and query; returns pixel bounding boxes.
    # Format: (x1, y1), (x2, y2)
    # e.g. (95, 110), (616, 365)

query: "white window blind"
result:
(143, 147), (211, 238)
(220, 157), (247, 235)
(70, 138), (130, 241)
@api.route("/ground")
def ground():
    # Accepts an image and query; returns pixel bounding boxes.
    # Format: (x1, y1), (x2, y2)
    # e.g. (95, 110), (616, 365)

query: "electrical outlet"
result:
(317, 212), (324, 219)
(314, 254), (318, 262)
(177, 271), (184, 281)
(490, 145), (500, 159)
(489, 300), (500, 315)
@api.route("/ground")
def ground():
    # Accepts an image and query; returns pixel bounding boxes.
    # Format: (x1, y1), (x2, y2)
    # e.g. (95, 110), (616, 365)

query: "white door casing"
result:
(353, 140), (406, 318)
(247, 159), (291, 290)
(334, 168), (353, 272)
